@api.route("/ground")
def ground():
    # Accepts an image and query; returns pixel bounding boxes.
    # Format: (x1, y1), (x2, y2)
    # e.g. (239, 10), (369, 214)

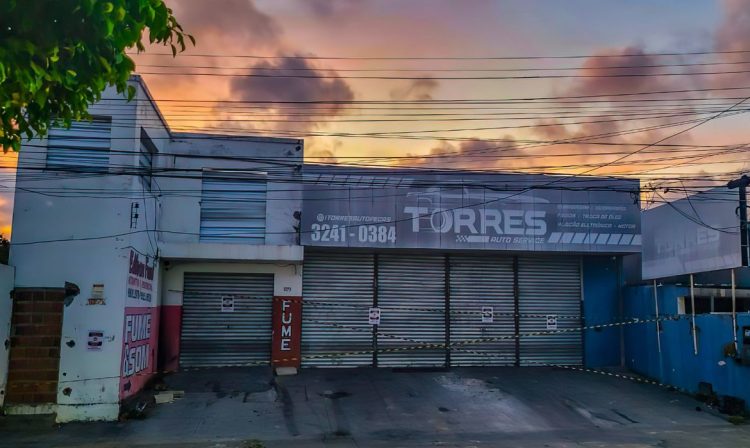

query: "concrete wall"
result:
(582, 256), (621, 368)
(158, 261), (303, 371)
(157, 134), (303, 249)
(9, 79), (166, 422)
(0, 264), (15, 407)
(624, 284), (750, 411)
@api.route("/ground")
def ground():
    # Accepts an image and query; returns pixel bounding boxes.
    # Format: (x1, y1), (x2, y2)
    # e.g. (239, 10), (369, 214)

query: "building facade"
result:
(1, 77), (643, 422)
(3, 77), (303, 421)
(624, 187), (750, 412)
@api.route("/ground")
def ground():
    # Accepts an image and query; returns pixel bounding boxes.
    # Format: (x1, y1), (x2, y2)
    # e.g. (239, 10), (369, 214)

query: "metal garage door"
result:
(518, 256), (582, 366)
(302, 252), (374, 367)
(450, 255), (515, 366)
(378, 254), (446, 367)
(180, 273), (274, 368)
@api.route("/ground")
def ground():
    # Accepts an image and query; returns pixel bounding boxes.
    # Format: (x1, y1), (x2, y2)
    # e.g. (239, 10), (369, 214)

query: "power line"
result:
(131, 68), (750, 80)
(128, 48), (750, 60)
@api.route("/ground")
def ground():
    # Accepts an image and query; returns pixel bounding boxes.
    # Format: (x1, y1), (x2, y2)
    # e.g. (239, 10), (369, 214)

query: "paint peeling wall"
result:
(0, 264), (15, 408)
(624, 284), (750, 411)
(9, 79), (167, 422)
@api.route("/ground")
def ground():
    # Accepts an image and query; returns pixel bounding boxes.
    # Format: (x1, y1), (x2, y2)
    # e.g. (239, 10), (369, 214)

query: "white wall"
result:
(9, 79), (168, 422)
(0, 264), (15, 408)
(8, 77), (304, 421)
(157, 135), (303, 249)
(162, 261), (303, 306)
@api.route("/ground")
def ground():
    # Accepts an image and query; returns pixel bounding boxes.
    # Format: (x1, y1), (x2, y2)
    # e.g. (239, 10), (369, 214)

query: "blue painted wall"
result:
(582, 256), (621, 367)
(624, 284), (750, 410)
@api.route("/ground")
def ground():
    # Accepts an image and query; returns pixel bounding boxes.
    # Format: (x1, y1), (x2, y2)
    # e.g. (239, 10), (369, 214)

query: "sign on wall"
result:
(127, 250), (155, 303)
(120, 307), (159, 400)
(642, 187), (741, 279)
(221, 296), (235, 313)
(301, 167), (641, 253)
(369, 307), (381, 325)
(546, 315), (558, 330)
(272, 297), (302, 368)
(481, 306), (494, 323)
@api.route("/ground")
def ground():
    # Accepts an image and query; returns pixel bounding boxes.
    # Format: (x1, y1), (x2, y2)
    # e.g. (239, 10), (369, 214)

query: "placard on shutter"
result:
(450, 255), (515, 366)
(302, 252), (374, 367)
(518, 256), (582, 366)
(180, 273), (274, 368)
(377, 254), (446, 367)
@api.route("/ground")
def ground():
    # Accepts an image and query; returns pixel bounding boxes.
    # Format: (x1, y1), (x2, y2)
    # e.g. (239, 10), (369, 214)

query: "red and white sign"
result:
(271, 297), (302, 368)
(120, 307), (159, 399)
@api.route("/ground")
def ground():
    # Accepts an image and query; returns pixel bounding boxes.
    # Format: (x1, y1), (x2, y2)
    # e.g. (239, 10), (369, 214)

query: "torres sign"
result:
(301, 167), (641, 253)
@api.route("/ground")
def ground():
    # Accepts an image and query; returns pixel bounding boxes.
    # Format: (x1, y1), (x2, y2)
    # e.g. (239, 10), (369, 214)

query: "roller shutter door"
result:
(378, 254), (446, 367)
(46, 118), (111, 171)
(180, 273), (274, 368)
(518, 256), (582, 366)
(449, 255), (515, 366)
(302, 252), (374, 367)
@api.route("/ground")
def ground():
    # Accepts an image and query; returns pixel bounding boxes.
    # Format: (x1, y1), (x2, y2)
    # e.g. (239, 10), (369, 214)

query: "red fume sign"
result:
(120, 307), (159, 399)
(271, 296), (302, 368)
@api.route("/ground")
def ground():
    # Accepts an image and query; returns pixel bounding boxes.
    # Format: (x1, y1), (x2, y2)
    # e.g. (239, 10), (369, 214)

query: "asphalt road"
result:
(1, 366), (748, 447)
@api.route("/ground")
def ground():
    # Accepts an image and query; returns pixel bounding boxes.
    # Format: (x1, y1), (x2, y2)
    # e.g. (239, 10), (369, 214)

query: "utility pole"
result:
(727, 174), (750, 266)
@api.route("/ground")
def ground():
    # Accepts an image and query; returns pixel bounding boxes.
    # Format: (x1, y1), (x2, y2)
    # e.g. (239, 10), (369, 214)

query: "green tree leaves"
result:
(0, 0), (194, 151)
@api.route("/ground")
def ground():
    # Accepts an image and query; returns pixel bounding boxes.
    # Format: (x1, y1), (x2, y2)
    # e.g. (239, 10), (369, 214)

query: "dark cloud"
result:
(522, 45), (704, 164)
(709, 0), (750, 88)
(565, 46), (691, 99)
(304, 0), (366, 17)
(389, 78), (440, 101)
(228, 56), (355, 132)
(715, 0), (750, 57)
(168, 0), (281, 50)
(410, 136), (528, 170)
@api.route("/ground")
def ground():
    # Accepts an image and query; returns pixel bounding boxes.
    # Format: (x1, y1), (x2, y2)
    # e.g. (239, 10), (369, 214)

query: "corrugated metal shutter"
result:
(450, 255), (515, 366)
(302, 252), (374, 367)
(378, 254), (446, 367)
(200, 172), (267, 243)
(518, 256), (582, 366)
(46, 118), (111, 171)
(180, 273), (274, 368)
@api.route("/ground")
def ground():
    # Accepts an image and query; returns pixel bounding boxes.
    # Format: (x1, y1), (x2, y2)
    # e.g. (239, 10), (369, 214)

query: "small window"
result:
(139, 128), (157, 190)
(680, 295), (750, 314)
(682, 296), (712, 315)
(46, 117), (111, 172)
(199, 171), (267, 243)
(713, 297), (733, 313)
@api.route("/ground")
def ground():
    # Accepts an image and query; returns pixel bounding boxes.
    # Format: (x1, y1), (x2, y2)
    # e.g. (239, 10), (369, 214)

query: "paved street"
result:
(1, 367), (748, 447)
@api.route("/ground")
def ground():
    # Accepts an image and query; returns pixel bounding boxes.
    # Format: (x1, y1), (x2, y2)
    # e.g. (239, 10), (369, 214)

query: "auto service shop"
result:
(296, 166), (641, 369)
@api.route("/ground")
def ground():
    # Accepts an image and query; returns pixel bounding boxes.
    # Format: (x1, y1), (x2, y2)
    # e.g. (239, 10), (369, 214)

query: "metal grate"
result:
(518, 256), (582, 366)
(180, 273), (274, 368)
(302, 252), (374, 367)
(46, 118), (111, 172)
(199, 172), (267, 243)
(450, 255), (515, 366)
(377, 254), (446, 367)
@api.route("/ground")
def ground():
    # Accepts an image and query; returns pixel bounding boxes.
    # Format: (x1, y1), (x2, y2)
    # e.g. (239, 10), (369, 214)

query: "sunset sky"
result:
(3, 0), (750, 238)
